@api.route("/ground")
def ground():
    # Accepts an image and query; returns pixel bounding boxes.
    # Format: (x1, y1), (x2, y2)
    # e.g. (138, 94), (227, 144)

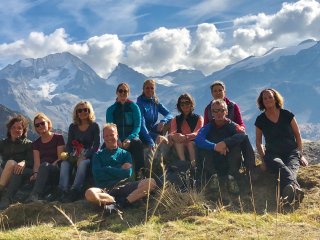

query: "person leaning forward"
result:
(85, 123), (156, 212)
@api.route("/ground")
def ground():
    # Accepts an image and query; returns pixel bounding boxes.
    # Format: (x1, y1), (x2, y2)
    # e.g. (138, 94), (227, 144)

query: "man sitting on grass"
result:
(195, 99), (256, 198)
(85, 123), (156, 212)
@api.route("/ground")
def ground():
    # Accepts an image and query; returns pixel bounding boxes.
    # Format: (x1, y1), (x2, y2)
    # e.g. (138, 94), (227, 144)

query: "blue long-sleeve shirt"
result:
(137, 95), (173, 146)
(92, 147), (133, 188)
(195, 119), (246, 150)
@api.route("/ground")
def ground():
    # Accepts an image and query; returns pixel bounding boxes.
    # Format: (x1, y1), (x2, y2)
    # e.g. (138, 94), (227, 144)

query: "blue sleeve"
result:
(137, 101), (155, 147)
(106, 104), (115, 123)
(127, 102), (141, 140)
(194, 124), (216, 150)
(158, 102), (173, 124)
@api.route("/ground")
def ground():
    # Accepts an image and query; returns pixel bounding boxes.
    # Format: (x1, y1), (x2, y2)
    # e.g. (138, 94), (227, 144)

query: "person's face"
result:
(143, 83), (155, 98)
(76, 104), (90, 121)
(211, 85), (225, 100)
(103, 126), (118, 149)
(34, 118), (49, 134)
(211, 103), (227, 121)
(10, 121), (24, 140)
(179, 98), (192, 115)
(262, 90), (276, 109)
(116, 86), (129, 102)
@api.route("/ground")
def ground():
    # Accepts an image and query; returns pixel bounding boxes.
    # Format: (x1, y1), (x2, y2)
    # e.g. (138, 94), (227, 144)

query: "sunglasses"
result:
(180, 101), (191, 107)
(35, 121), (46, 128)
(77, 108), (90, 114)
(118, 89), (128, 94)
(212, 109), (226, 113)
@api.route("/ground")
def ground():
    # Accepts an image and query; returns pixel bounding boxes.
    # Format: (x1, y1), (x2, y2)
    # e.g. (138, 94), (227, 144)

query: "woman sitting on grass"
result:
(255, 88), (308, 205)
(0, 115), (33, 209)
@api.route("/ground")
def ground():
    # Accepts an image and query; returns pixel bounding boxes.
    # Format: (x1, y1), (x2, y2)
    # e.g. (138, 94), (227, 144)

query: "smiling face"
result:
(262, 90), (276, 110)
(76, 103), (90, 122)
(34, 117), (49, 135)
(179, 98), (192, 115)
(116, 84), (129, 103)
(211, 101), (228, 122)
(211, 84), (225, 100)
(143, 82), (155, 98)
(103, 125), (118, 150)
(10, 121), (24, 141)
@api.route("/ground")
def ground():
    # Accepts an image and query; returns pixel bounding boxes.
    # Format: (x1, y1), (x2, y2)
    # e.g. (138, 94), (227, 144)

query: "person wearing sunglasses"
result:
(106, 83), (144, 179)
(0, 115), (33, 210)
(204, 80), (245, 129)
(195, 99), (256, 199)
(168, 93), (203, 166)
(51, 101), (100, 203)
(255, 88), (307, 205)
(26, 113), (65, 202)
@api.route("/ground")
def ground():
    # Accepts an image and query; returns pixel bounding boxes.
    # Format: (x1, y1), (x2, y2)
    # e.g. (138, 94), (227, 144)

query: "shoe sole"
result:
(282, 185), (294, 204)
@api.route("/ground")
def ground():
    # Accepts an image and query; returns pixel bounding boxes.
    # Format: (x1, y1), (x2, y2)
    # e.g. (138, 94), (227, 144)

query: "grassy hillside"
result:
(0, 162), (319, 240)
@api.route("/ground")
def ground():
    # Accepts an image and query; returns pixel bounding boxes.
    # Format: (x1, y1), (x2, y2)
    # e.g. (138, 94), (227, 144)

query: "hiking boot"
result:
(282, 184), (294, 204)
(0, 195), (11, 210)
(294, 187), (304, 203)
(45, 188), (66, 202)
(104, 203), (122, 215)
(25, 193), (43, 203)
(61, 189), (82, 203)
(227, 175), (240, 195)
(208, 174), (219, 191)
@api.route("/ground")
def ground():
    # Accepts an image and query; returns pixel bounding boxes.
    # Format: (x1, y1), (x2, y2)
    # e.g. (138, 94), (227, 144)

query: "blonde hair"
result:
(211, 99), (228, 111)
(142, 79), (159, 104)
(72, 101), (95, 125)
(103, 123), (118, 134)
(33, 112), (52, 132)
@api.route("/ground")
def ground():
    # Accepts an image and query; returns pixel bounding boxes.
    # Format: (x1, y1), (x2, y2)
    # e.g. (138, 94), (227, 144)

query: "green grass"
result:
(0, 164), (319, 240)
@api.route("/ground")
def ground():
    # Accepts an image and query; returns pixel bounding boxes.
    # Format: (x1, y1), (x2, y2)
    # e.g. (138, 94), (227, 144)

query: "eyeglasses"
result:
(212, 108), (225, 113)
(35, 121), (46, 128)
(77, 108), (90, 114)
(118, 89), (128, 94)
(180, 101), (191, 107)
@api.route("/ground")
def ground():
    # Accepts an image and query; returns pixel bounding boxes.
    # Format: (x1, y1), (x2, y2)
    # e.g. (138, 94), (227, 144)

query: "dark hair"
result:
(176, 93), (195, 113)
(257, 88), (284, 111)
(116, 82), (130, 94)
(6, 115), (29, 139)
(210, 80), (226, 92)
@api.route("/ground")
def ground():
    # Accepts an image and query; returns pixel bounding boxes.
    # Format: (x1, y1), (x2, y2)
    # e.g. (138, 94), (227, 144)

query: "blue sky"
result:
(0, 0), (319, 77)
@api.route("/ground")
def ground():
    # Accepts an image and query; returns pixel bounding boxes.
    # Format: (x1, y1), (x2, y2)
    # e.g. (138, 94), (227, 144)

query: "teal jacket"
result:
(92, 147), (133, 188)
(106, 99), (141, 141)
(0, 137), (33, 168)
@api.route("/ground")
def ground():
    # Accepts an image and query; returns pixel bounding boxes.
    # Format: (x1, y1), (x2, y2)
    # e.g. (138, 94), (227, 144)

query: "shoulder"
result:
(281, 108), (294, 118)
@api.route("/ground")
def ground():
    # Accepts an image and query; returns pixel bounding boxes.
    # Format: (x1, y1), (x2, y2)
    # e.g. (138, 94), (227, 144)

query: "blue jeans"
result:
(59, 159), (90, 191)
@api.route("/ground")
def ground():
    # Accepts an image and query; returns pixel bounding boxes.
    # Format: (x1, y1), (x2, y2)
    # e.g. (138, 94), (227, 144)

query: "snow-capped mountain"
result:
(0, 39), (319, 141)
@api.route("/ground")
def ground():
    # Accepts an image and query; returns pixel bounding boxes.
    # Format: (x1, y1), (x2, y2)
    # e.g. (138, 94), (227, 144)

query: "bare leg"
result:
(174, 143), (186, 161)
(0, 160), (17, 188)
(85, 187), (115, 206)
(126, 178), (157, 203)
(186, 141), (196, 163)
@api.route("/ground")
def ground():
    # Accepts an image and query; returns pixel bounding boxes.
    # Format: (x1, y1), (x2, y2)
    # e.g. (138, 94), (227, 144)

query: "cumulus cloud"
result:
(0, 28), (124, 77)
(124, 27), (191, 76)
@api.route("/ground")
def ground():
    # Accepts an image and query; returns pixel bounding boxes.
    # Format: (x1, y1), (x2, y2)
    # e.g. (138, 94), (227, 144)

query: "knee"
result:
(85, 187), (99, 202)
(4, 160), (17, 169)
(139, 178), (157, 192)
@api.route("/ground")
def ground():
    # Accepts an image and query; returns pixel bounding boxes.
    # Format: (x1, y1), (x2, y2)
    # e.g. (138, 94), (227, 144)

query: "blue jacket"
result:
(92, 147), (133, 188)
(137, 95), (173, 146)
(195, 119), (246, 150)
(106, 100), (141, 141)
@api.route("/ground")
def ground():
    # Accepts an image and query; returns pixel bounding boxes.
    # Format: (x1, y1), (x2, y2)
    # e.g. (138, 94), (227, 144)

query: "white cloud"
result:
(124, 27), (191, 76)
(0, 28), (124, 77)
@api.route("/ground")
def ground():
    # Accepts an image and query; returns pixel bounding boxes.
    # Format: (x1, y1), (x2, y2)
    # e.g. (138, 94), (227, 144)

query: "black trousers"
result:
(6, 167), (33, 199)
(127, 138), (145, 175)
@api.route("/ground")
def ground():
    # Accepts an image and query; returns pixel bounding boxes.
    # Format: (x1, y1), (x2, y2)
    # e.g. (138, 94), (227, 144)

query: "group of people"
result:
(0, 79), (308, 212)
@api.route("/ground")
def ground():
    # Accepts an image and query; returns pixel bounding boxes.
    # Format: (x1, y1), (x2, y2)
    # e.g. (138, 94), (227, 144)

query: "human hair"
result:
(142, 79), (159, 104)
(176, 93), (195, 113)
(257, 88), (284, 111)
(210, 80), (226, 92)
(33, 112), (52, 131)
(103, 123), (118, 133)
(6, 114), (29, 139)
(116, 82), (130, 94)
(211, 99), (228, 111)
(72, 100), (95, 125)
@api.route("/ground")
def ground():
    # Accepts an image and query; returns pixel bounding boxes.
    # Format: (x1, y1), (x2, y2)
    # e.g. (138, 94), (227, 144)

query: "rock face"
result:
(303, 141), (320, 165)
